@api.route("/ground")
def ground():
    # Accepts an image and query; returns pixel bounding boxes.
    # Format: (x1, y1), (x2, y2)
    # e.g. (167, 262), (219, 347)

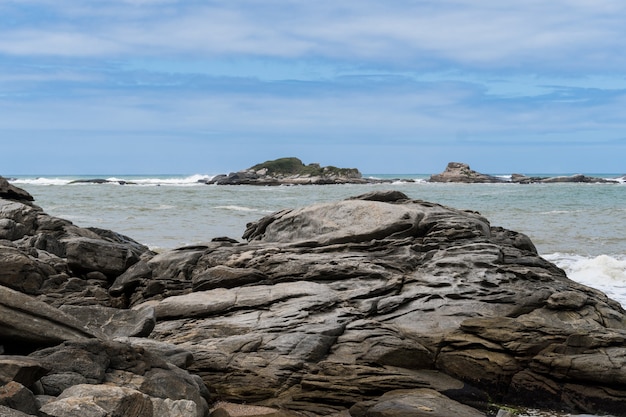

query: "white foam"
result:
(11, 177), (73, 186)
(214, 205), (258, 212)
(10, 175), (215, 187)
(544, 253), (626, 307)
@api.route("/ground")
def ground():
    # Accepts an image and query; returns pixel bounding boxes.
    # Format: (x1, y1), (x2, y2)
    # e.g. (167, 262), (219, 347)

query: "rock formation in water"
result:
(2, 176), (626, 416)
(428, 162), (505, 183)
(429, 162), (618, 184)
(206, 157), (391, 185)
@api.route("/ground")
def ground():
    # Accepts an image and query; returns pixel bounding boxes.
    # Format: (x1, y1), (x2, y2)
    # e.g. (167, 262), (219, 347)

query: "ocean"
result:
(10, 174), (626, 311)
(8, 173), (626, 417)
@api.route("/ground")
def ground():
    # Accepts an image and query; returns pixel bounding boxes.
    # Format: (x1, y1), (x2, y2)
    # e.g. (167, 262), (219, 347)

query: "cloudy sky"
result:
(2, 0), (626, 175)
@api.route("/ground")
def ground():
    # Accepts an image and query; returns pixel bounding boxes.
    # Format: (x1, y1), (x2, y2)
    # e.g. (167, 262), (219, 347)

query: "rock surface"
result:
(2, 180), (626, 416)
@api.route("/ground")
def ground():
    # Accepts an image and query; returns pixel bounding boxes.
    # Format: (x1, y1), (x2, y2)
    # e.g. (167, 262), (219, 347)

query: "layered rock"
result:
(2, 179), (626, 416)
(112, 190), (626, 416)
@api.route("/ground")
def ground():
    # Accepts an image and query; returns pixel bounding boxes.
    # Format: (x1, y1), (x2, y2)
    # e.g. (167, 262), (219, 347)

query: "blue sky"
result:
(1, 1), (626, 175)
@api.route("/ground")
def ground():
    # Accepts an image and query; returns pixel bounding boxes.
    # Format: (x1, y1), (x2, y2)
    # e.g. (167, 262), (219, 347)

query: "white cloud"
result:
(1, 1), (625, 71)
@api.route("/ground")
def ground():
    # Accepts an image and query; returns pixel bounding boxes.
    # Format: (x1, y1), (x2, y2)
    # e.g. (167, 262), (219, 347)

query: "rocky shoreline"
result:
(2, 176), (626, 416)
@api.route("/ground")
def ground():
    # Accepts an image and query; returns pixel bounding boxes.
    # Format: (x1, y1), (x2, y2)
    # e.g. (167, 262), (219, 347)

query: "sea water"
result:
(11, 174), (626, 308)
(8, 174), (626, 416)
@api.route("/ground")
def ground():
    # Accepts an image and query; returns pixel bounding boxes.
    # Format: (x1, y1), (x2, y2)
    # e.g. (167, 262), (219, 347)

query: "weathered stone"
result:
(211, 401), (300, 417)
(0, 381), (39, 415)
(0, 405), (34, 417)
(65, 237), (141, 277)
(4, 185), (626, 416)
(40, 384), (153, 417)
(0, 246), (50, 294)
(152, 398), (199, 417)
(0, 356), (49, 386)
(350, 389), (485, 417)
(0, 285), (99, 352)
(192, 265), (266, 291)
(59, 304), (156, 338)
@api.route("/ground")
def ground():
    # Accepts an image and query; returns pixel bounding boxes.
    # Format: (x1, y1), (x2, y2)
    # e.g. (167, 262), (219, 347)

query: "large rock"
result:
(428, 162), (504, 183)
(0, 183), (152, 308)
(0, 285), (100, 352)
(209, 157), (387, 186)
(134, 191), (626, 416)
(4, 183), (626, 416)
(0, 177), (33, 202)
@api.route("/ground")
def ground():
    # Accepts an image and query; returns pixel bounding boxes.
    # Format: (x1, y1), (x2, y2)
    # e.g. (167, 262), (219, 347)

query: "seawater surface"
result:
(10, 173), (626, 416)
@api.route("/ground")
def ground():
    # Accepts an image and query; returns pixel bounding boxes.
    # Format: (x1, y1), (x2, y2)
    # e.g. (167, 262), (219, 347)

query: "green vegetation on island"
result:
(248, 157), (361, 178)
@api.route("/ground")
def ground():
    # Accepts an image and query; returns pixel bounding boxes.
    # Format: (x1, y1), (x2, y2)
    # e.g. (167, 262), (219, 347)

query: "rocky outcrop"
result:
(2, 180), (626, 416)
(206, 157), (390, 185)
(429, 162), (618, 184)
(429, 162), (504, 183)
(109, 190), (626, 416)
(511, 173), (617, 184)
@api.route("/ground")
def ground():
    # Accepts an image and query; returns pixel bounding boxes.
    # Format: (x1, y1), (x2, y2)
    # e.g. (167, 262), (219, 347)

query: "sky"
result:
(1, 0), (626, 175)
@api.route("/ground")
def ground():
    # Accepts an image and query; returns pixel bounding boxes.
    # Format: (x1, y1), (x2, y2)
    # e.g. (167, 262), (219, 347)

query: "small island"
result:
(203, 157), (394, 185)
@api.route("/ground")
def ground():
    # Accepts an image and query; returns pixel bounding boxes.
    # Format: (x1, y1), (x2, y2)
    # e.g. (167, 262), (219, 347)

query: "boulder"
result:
(349, 388), (486, 417)
(39, 384), (153, 417)
(0, 177), (33, 202)
(0, 285), (100, 352)
(0, 356), (49, 386)
(0, 381), (39, 415)
(59, 304), (156, 338)
(30, 339), (209, 415)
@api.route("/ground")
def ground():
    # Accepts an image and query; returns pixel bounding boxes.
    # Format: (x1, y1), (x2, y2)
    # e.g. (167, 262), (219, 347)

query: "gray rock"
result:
(0, 177), (33, 202)
(0, 381), (39, 415)
(39, 384), (153, 417)
(429, 162), (504, 183)
(350, 388), (485, 417)
(0, 405), (34, 417)
(142, 191), (626, 415)
(0, 356), (49, 386)
(65, 237), (142, 277)
(4, 187), (626, 416)
(59, 304), (156, 338)
(0, 246), (52, 294)
(0, 285), (100, 351)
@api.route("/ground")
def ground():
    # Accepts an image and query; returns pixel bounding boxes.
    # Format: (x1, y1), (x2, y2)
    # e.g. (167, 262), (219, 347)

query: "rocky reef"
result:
(430, 162), (618, 184)
(2, 176), (626, 416)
